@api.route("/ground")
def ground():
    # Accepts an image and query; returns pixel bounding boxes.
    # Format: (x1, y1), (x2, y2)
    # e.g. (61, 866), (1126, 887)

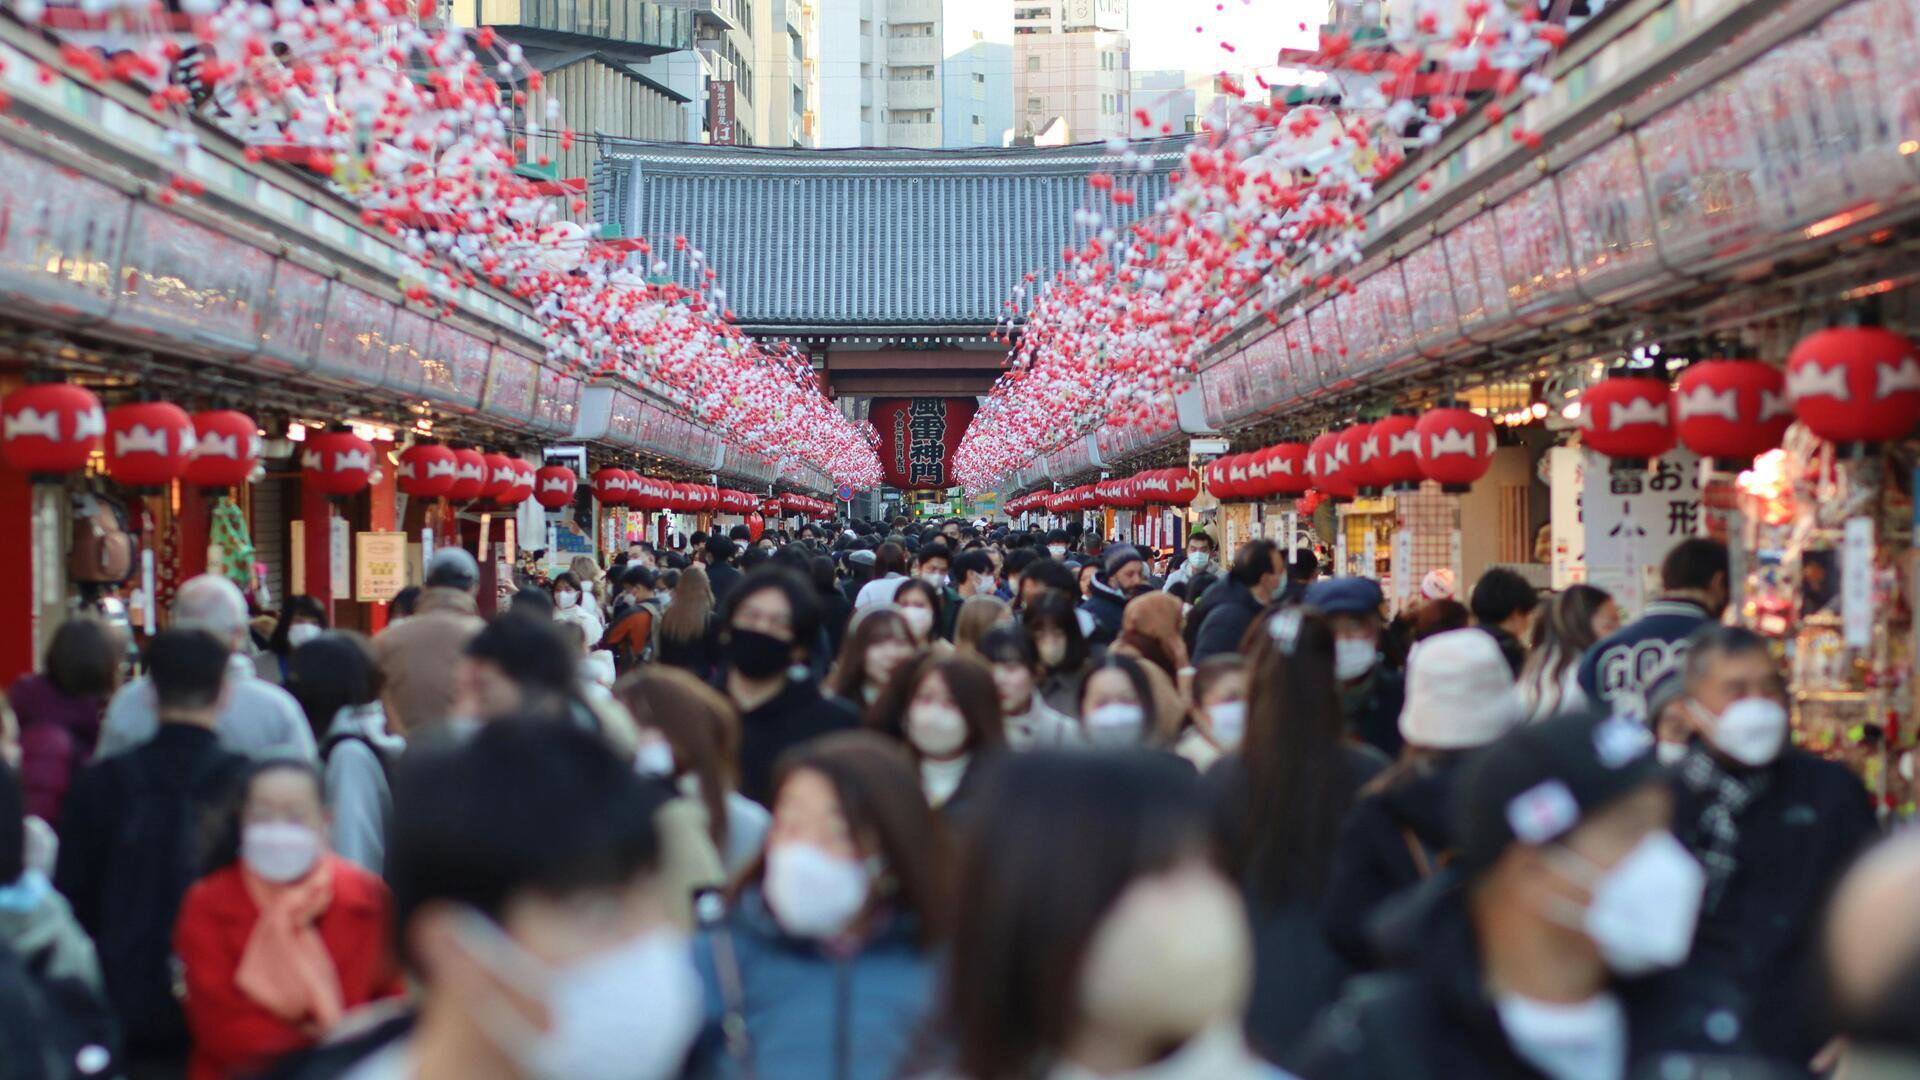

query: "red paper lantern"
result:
(1579, 376), (1675, 464)
(627, 474), (658, 512)
(104, 402), (195, 488)
(1786, 324), (1920, 444)
(1307, 432), (1358, 500)
(479, 453), (515, 501)
(534, 465), (578, 509)
(745, 512), (766, 542)
(1224, 454), (1253, 502)
(761, 497), (784, 517)
(496, 459), (535, 506)
(185, 411), (261, 489)
(302, 429), (376, 497)
(1262, 443), (1312, 496)
(1335, 423), (1380, 493)
(1673, 360), (1791, 466)
(2, 383), (104, 476)
(449, 449), (488, 502)
(1363, 414), (1423, 490)
(592, 466), (632, 508)
(1414, 408), (1496, 492)
(396, 443), (458, 498)
(1243, 451), (1273, 500)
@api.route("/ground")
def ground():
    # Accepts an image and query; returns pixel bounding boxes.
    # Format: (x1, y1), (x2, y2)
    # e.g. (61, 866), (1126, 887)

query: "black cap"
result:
(1454, 709), (1663, 871)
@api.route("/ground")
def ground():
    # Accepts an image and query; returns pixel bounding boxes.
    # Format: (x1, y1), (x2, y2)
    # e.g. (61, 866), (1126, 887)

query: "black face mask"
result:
(729, 628), (793, 679)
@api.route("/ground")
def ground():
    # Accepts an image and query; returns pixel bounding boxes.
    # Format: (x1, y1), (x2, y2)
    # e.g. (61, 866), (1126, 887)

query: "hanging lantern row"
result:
(1004, 468), (1200, 517)
(396, 442), (556, 508)
(1, 385), (270, 490)
(1201, 408), (1499, 504)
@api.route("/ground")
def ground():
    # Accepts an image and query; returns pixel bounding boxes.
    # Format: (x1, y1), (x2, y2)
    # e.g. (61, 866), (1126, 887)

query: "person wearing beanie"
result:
(1297, 711), (1754, 1080)
(1322, 629), (1522, 970)
(1079, 544), (1145, 646)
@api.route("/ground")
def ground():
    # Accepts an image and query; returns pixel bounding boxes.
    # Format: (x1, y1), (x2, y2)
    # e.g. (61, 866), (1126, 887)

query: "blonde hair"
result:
(953, 595), (1011, 657)
(658, 565), (715, 644)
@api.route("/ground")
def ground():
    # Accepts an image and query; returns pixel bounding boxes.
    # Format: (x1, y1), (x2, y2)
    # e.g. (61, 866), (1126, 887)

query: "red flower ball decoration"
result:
(105, 402), (195, 488)
(185, 410), (261, 489)
(302, 429), (377, 497)
(2, 383), (104, 476)
(449, 449), (488, 503)
(1786, 325), (1920, 445)
(1363, 414), (1423, 490)
(1673, 361), (1792, 466)
(1579, 376), (1675, 464)
(1414, 408), (1496, 492)
(534, 465), (578, 509)
(397, 443), (458, 498)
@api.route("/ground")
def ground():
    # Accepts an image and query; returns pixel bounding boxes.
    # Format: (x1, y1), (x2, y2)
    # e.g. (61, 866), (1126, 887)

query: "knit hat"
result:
(1400, 629), (1521, 749)
(1103, 544), (1145, 580)
(1454, 709), (1661, 871)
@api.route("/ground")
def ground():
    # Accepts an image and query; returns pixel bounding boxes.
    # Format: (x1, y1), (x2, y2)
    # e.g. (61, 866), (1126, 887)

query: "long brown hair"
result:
(657, 564), (714, 645)
(824, 607), (915, 701)
(865, 654), (1007, 763)
(754, 732), (953, 946)
(615, 667), (739, 852)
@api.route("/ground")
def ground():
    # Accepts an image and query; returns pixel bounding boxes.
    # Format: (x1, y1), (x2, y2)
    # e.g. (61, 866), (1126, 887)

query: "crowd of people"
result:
(0, 515), (1911, 1080)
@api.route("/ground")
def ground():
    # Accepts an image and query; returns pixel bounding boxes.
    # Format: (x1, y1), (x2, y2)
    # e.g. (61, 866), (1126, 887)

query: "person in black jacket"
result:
(716, 568), (859, 806)
(702, 535), (744, 605)
(1323, 628), (1523, 970)
(1305, 576), (1406, 761)
(1296, 710), (1753, 1080)
(1276, 549), (1319, 608)
(1469, 567), (1540, 678)
(1193, 540), (1282, 661)
(1668, 625), (1877, 1066)
(54, 629), (250, 1073)
(1078, 545), (1143, 646)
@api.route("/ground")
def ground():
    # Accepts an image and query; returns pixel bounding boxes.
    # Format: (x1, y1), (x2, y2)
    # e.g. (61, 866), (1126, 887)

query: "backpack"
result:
(321, 731), (395, 792)
(637, 596), (665, 664)
(0, 944), (120, 1080)
(67, 492), (135, 585)
(92, 749), (241, 1055)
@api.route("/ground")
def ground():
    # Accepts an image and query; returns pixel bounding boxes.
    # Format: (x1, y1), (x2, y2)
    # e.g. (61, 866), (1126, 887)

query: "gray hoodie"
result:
(0, 870), (103, 993)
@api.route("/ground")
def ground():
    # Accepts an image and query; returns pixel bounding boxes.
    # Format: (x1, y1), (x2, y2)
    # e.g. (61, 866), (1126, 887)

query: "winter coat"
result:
(0, 869), (103, 994)
(1293, 878), (1755, 1080)
(174, 858), (405, 1080)
(371, 609), (484, 735)
(1079, 581), (1128, 646)
(731, 678), (860, 807)
(98, 654), (317, 763)
(1674, 748), (1877, 1063)
(1574, 598), (1713, 720)
(1005, 693), (1084, 750)
(319, 704), (400, 877)
(707, 561), (745, 606)
(7, 673), (105, 828)
(1340, 666), (1406, 762)
(687, 888), (935, 1080)
(1193, 580), (1265, 661)
(659, 615), (723, 681)
(1322, 762), (1460, 970)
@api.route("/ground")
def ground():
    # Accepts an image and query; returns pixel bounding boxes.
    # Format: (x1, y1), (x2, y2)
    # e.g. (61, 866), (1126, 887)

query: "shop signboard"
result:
(610, 391), (643, 446)
(1494, 178), (1576, 323)
(383, 307), (436, 398)
(872, 397), (976, 491)
(709, 80), (738, 146)
(1404, 241), (1462, 357)
(1581, 448), (1702, 619)
(0, 143), (128, 323)
(1556, 135), (1662, 305)
(354, 531), (408, 602)
(1548, 445), (1588, 590)
(117, 203), (274, 356)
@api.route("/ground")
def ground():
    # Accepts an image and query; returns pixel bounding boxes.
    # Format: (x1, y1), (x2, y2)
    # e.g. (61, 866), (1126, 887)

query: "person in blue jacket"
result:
(1576, 538), (1729, 721)
(686, 730), (950, 1080)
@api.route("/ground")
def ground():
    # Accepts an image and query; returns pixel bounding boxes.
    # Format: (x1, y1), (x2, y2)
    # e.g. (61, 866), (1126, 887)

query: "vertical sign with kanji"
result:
(870, 398), (979, 491)
(1582, 448), (1703, 619)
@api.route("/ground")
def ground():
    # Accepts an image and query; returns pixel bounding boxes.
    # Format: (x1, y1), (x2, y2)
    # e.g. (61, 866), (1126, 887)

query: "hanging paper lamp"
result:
(2, 383), (104, 476)
(1414, 407), (1496, 492)
(1307, 432), (1358, 500)
(1579, 375), (1675, 465)
(185, 410), (261, 489)
(104, 402), (195, 488)
(302, 428), (377, 497)
(396, 442), (458, 498)
(1335, 423), (1380, 494)
(449, 449), (488, 502)
(592, 466), (632, 508)
(1364, 414), (1424, 490)
(534, 465), (578, 509)
(1786, 323), (1920, 446)
(1673, 360), (1792, 467)
(495, 459), (536, 506)
(1262, 443), (1312, 496)
(479, 453), (516, 501)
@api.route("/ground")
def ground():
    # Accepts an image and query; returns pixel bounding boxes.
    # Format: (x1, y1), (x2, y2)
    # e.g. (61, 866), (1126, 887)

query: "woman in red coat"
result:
(175, 760), (405, 1080)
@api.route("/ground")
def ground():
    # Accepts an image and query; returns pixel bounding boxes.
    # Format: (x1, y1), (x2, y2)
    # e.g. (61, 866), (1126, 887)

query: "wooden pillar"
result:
(0, 466), (37, 684)
(300, 481), (334, 618)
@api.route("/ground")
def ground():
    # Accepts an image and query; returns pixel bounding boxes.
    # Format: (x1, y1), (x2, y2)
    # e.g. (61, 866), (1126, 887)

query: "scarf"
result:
(235, 855), (345, 1033)
(1676, 747), (1767, 913)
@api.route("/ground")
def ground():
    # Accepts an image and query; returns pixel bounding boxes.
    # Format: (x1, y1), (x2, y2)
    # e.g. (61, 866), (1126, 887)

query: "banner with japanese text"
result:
(870, 397), (976, 491)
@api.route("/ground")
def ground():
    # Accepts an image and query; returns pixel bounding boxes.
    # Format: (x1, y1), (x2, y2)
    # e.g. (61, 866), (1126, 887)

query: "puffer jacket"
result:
(8, 673), (105, 827)
(686, 888), (935, 1080)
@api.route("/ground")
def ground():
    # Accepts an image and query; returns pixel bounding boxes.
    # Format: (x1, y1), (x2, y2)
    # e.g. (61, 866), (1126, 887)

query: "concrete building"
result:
(814, 0), (1013, 149)
(1013, 0), (1130, 144)
(1131, 69), (1198, 138)
(753, 0), (821, 146)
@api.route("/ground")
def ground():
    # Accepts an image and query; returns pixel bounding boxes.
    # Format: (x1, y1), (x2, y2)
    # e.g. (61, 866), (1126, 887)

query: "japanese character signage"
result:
(870, 397), (977, 492)
(1581, 447), (1703, 618)
(708, 80), (738, 146)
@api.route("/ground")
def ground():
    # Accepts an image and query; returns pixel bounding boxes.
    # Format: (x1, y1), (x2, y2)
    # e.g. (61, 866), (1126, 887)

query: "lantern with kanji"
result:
(496, 459), (535, 506)
(449, 449), (489, 502)
(592, 467), (632, 508)
(534, 465), (578, 509)
(1335, 423), (1380, 494)
(2, 383), (104, 477)
(1364, 414), (1424, 490)
(104, 403), (195, 488)
(1579, 376), (1675, 465)
(185, 410), (261, 489)
(1786, 323), (1920, 445)
(1414, 408), (1495, 492)
(396, 443), (458, 498)
(302, 429), (377, 497)
(1673, 360), (1792, 467)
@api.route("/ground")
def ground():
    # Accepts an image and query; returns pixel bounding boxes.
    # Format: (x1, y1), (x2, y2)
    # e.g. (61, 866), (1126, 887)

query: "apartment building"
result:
(1013, 0), (1130, 144)
(814, 0), (1013, 149)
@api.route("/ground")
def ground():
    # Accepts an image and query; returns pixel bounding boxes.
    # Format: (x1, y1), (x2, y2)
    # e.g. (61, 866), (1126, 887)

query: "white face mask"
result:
(764, 842), (871, 939)
(634, 740), (675, 778)
(1547, 831), (1706, 977)
(1049, 545), (1068, 560)
(285, 623), (322, 649)
(1187, 551), (1211, 570)
(1655, 741), (1689, 766)
(907, 704), (970, 759)
(1697, 697), (1789, 767)
(459, 914), (702, 1080)
(554, 590), (579, 610)
(921, 571), (948, 589)
(241, 822), (323, 884)
(900, 606), (935, 639)
(1207, 701), (1247, 749)
(1085, 703), (1147, 747)
(1334, 638), (1378, 681)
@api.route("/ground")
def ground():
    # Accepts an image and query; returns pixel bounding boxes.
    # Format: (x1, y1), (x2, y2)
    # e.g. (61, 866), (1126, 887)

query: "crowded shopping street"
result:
(3, 0), (1920, 1077)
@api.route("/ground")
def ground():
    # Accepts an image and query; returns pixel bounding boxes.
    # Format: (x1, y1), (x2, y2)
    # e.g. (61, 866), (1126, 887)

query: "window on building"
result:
(973, 72), (985, 83)
(1027, 53), (1040, 71)
(971, 113), (982, 124)
(1026, 95), (1043, 113)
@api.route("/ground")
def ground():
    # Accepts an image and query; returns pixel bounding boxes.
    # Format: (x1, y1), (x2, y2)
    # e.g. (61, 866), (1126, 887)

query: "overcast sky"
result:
(1129, 0), (1327, 85)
